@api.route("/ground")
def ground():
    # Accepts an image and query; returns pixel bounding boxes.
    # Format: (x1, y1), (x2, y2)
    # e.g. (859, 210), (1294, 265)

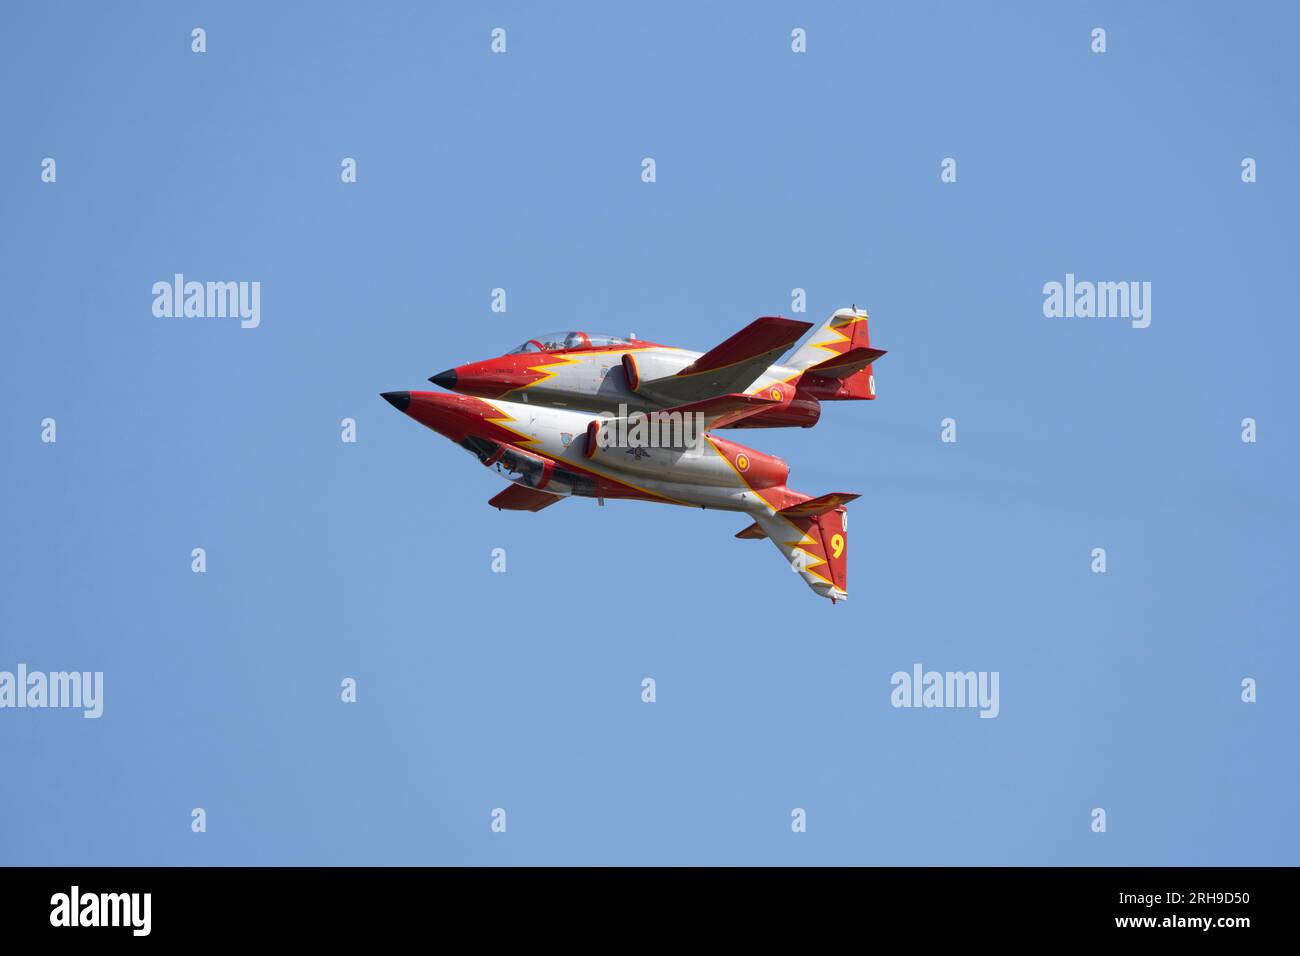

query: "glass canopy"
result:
(506, 331), (633, 354)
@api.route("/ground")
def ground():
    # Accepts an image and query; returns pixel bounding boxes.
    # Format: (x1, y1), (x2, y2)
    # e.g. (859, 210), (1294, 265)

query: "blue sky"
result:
(1, 1), (1296, 865)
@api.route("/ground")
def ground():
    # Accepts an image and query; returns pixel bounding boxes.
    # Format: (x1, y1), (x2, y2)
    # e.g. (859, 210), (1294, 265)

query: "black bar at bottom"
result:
(0, 866), (1280, 940)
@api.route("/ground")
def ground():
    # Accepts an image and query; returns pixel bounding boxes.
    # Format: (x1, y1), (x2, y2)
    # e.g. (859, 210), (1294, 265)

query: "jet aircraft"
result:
(380, 389), (859, 601)
(426, 308), (885, 430)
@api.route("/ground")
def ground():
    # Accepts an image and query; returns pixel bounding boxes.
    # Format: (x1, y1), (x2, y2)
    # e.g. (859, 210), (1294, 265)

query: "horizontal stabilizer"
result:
(776, 492), (860, 519)
(804, 346), (887, 379)
(735, 521), (768, 540)
(488, 484), (564, 512)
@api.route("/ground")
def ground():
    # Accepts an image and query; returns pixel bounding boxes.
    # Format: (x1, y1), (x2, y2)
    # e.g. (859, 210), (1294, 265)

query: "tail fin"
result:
(786, 307), (873, 372)
(749, 498), (852, 602)
(788, 308), (882, 402)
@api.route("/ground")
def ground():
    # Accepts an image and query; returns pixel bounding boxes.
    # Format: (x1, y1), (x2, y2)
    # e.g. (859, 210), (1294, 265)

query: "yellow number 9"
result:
(831, 534), (845, 558)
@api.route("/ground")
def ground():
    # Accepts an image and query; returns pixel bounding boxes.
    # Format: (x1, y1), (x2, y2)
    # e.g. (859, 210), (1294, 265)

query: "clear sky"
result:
(1, 1), (1296, 865)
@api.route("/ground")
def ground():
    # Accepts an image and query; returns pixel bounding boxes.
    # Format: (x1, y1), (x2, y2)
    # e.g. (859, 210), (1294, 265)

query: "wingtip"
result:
(757, 315), (816, 333)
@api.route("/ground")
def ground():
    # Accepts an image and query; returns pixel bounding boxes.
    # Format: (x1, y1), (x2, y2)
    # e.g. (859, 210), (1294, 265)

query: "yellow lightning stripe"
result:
(703, 436), (834, 587)
(511, 346), (681, 396)
(782, 528), (833, 587)
(480, 401), (543, 449)
(807, 314), (866, 361)
(510, 352), (584, 395)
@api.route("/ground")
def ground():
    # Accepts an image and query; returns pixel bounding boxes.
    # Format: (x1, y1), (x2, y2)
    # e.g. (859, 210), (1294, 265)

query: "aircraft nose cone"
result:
(429, 368), (458, 390)
(380, 390), (411, 412)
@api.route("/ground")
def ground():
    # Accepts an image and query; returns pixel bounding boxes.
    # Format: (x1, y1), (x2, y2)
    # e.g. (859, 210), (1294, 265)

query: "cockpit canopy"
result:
(507, 331), (634, 354)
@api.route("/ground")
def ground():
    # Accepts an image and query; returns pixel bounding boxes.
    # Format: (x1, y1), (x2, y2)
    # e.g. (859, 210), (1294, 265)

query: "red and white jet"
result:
(427, 308), (885, 430)
(381, 389), (859, 601)
(383, 308), (882, 600)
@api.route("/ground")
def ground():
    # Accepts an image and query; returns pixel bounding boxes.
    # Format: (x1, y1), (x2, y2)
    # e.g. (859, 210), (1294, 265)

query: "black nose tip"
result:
(380, 391), (411, 412)
(429, 368), (457, 389)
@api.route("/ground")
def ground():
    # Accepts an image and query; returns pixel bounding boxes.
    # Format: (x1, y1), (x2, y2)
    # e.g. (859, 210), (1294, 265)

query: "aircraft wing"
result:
(659, 392), (780, 430)
(593, 393), (780, 450)
(637, 316), (812, 405)
(488, 485), (564, 512)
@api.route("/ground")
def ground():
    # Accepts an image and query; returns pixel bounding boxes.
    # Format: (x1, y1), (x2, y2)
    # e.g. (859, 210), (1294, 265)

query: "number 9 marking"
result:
(831, 534), (845, 558)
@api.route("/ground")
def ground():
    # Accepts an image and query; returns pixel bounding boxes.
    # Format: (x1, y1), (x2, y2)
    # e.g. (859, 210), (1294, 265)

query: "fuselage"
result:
(442, 343), (825, 428)
(397, 389), (807, 513)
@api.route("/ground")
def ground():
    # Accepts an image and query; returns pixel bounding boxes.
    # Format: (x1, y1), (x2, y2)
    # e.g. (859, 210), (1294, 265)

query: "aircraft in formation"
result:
(382, 308), (885, 602)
